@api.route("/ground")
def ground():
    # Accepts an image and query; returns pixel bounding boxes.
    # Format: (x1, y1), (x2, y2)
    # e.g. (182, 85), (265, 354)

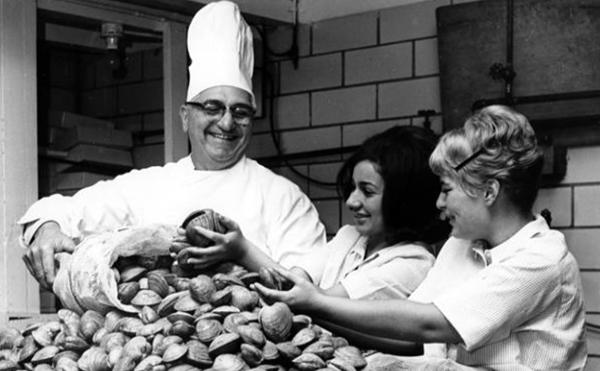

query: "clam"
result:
(54, 356), (79, 371)
(161, 343), (188, 363)
(147, 272), (169, 298)
(208, 332), (241, 359)
(31, 345), (60, 365)
(167, 311), (195, 325)
(194, 319), (223, 344)
(169, 321), (195, 338)
(332, 346), (366, 369)
(138, 323), (164, 338)
(168, 365), (201, 371)
(121, 336), (151, 361)
(222, 313), (249, 334)
(118, 282), (141, 305)
(173, 294), (202, 314)
(275, 342), (301, 361)
(52, 350), (80, 364)
(240, 343), (263, 367)
(211, 354), (249, 371)
(174, 277), (191, 292)
(292, 315), (312, 332)
(210, 289), (232, 307)
(120, 266), (148, 283)
(141, 306), (159, 325)
(239, 272), (260, 287)
(212, 273), (244, 290)
(33, 364), (53, 371)
(292, 353), (326, 371)
(212, 306), (240, 318)
(258, 303), (293, 343)
(0, 328), (22, 350)
(131, 290), (163, 307)
(132, 355), (162, 371)
(236, 325), (266, 348)
(112, 355), (137, 371)
(118, 317), (145, 337)
(151, 335), (183, 357)
(192, 303), (214, 318)
(157, 292), (187, 318)
(0, 359), (17, 371)
(136, 256), (160, 271)
(57, 335), (90, 353)
(185, 340), (212, 368)
(229, 286), (259, 312)
(104, 310), (127, 333)
(182, 209), (225, 247)
(99, 332), (128, 353)
(291, 328), (317, 348)
(332, 337), (349, 350)
(261, 341), (279, 362)
(189, 275), (217, 304)
(303, 340), (334, 360)
(77, 347), (110, 371)
(57, 309), (81, 337)
(81, 311), (105, 342)
(107, 348), (123, 368)
(18, 335), (38, 364)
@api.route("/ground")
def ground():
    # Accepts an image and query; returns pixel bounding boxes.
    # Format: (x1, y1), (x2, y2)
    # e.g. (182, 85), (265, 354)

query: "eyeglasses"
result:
(186, 100), (255, 126)
(453, 147), (484, 171)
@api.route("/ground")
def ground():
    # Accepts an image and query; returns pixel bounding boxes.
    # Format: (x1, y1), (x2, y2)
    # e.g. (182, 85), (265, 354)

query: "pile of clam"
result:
(0, 258), (368, 371)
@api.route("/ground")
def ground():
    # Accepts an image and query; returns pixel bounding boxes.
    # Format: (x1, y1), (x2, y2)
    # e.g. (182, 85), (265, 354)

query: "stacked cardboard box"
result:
(43, 111), (134, 195)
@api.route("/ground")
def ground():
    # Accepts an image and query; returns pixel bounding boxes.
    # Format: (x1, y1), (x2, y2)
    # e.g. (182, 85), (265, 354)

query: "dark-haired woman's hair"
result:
(337, 126), (450, 249)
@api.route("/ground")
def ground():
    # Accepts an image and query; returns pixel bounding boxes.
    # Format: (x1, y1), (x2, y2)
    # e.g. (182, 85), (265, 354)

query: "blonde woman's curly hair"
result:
(430, 105), (544, 211)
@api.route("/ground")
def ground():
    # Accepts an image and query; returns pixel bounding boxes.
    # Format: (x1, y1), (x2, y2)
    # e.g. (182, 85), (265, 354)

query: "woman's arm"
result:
(313, 318), (423, 356)
(252, 268), (462, 344)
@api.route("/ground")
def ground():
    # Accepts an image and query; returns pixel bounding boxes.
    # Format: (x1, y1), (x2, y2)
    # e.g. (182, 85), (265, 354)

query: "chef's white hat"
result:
(186, 1), (255, 105)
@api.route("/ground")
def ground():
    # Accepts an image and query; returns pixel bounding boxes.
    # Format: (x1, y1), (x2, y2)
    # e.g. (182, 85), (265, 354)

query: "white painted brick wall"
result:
(345, 43), (413, 85)
(312, 86), (377, 126)
(279, 126), (341, 154)
(534, 187), (572, 228)
(342, 120), (409, 147)
(562, 229), (600, 270)
(280, 54), (342, 94)
(415, 38), (439, 76)
(562, 146), (600, 184)
(574, 185), (600, 226)
(274, 94), (311, 130)
(379, 77), (441, 118)
(380, 0), (450, 43)
(312, 12), (378, 54)
(308, 162), (342, 198)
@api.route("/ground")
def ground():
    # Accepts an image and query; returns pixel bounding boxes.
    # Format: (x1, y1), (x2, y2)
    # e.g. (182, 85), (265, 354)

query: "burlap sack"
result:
(52, 224), (179, 315)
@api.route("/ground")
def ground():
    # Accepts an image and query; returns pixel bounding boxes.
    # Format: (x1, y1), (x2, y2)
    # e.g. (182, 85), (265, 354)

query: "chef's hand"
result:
(173, 214), (248, 269)
(22, 222), (76, 290)
(252, 268), (323, 312)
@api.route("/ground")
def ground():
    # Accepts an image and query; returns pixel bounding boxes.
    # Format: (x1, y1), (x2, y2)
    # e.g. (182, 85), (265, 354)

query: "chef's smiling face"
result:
(437, 175), (487, 240)
(346, 160), (385, 238)
(181, 86), (253, 170)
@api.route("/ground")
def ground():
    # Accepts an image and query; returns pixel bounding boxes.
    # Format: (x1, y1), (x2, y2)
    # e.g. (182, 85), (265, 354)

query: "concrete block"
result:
(313, 12), (377, 54)
(345, 43), (412, 85)
(263, 24), (311, 59)
(308, 162), (342, 198)
(342, 120), (408, 147)
(144, 112), (166, 132)
(562, 228), (600, 270)
(118, 80), (163, 115)
(581, 271), (600, 311)
(562, 145), (600, 184)
(574, 185), (600, 226)
(381, 0), (450, 43)
(246, 132), (279, 159)
(379, 77), (441, 119)
(49, 87), (77, 113)
(275, 94), (310, 130)
(415, 38), (439, 76)
(313, 199), (341, 236)
(280, 126), (341, 155)
(81, 88), (118, 117)
(312, 86), (376, 126)
(114, 115), (144, 133)
(533, 187), (572, 228)
(280, 54), (342, 94)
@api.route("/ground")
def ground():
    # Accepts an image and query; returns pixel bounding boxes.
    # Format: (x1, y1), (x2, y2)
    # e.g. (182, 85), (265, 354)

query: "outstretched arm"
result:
(252, 268), (462, 345)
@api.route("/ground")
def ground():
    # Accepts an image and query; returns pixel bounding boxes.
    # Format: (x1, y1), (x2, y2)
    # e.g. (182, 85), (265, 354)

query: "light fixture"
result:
(101, 23), (123, 50)
(100, 23), (128, 80)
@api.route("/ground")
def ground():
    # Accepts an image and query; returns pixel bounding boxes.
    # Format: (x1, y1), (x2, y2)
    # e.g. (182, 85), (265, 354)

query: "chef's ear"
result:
(180, 104), (190, 133)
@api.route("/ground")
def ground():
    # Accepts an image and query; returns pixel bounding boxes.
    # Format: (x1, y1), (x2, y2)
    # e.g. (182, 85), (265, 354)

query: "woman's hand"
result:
(172, 213), (250, 269)
(252, 268), (323, 312)
(22, 222), (76, 290)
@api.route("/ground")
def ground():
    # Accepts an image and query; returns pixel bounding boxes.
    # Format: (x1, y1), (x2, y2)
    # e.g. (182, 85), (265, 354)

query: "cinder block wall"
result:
(246, 0), (600, 367)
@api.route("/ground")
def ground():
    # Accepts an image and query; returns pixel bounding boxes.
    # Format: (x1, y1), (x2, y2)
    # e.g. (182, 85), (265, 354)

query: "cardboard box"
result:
(68, 144), (133, 168)
(48, 111), (115, 130)
(55, 171), (114, 191)
(52, 126), (133, 151)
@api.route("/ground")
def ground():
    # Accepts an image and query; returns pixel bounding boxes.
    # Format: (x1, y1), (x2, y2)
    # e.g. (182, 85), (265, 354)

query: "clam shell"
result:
(292, 315), (312, 332)
(239, 272), (260, 287)
(52, 350), (80, 364)
(211, 354), (249, 371)
(222, 313), (249, 334)
(303, 341), (334, 360)
(212, 305), (240, 318)
(147, 272), (169, 298)
(174, 294), (202, 313)
(31, 345), (60, 365)
(107, 348), (122, 368)
(194, 319), (223, 344)
(118, 282), (140, 305)
(33, 364), (53, 371)
(99, 332), (128, 353)
(189, 275), (217, 304)
(240, 343), (263, 367)
(169, 321), (195, 338)
(291, 328), (317, 348)
(157, 292), (188, 318)
(112, 355), (137, 371)
(327, 357), (357, 371)
(57, 309), (81, 338)
(174, 277), (191, 292)
(167, 311), (195, 325)
(57, 335), (90, 353)
(0, 359), (17, 371)
(276, 342), (301, 361)
(54, 356), (79, 371)
(138, 323), (164, 338)
(212, 273), (245, 290)
(151, 335), (183, 357)
(192, 303), (214, 318)
(210, 289), (232, 307)
(121, 336), (151, 361)
(118, 317), (145, 337)
(77, 347), (110, 371)
(135, 256), (160, 271)
(332, 337), (349, 350)
(229, 286), (259, 312)
(182, 209), (225, 247)
(332, 346), (366, 369)
(18, 336), (38, 364)
(31, 321), (61, 347)
(162, 343), (188, 363)
(208, 332), (241, 359)
(141, 306), (159, 325)
(168, 365), (201, 371)
(185, 340), (212, 368)
(120, 266), (148, 283)
(258, 303), (293, 343)
(131, 290), (163, 307)
(261, 340), (279, 362)
(236, 325), (266, 348)
(132, 355), (162, 371)
(291, 353), (326, 371)
(104, 311), (127, 333)
(81, 311), (105, 342)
